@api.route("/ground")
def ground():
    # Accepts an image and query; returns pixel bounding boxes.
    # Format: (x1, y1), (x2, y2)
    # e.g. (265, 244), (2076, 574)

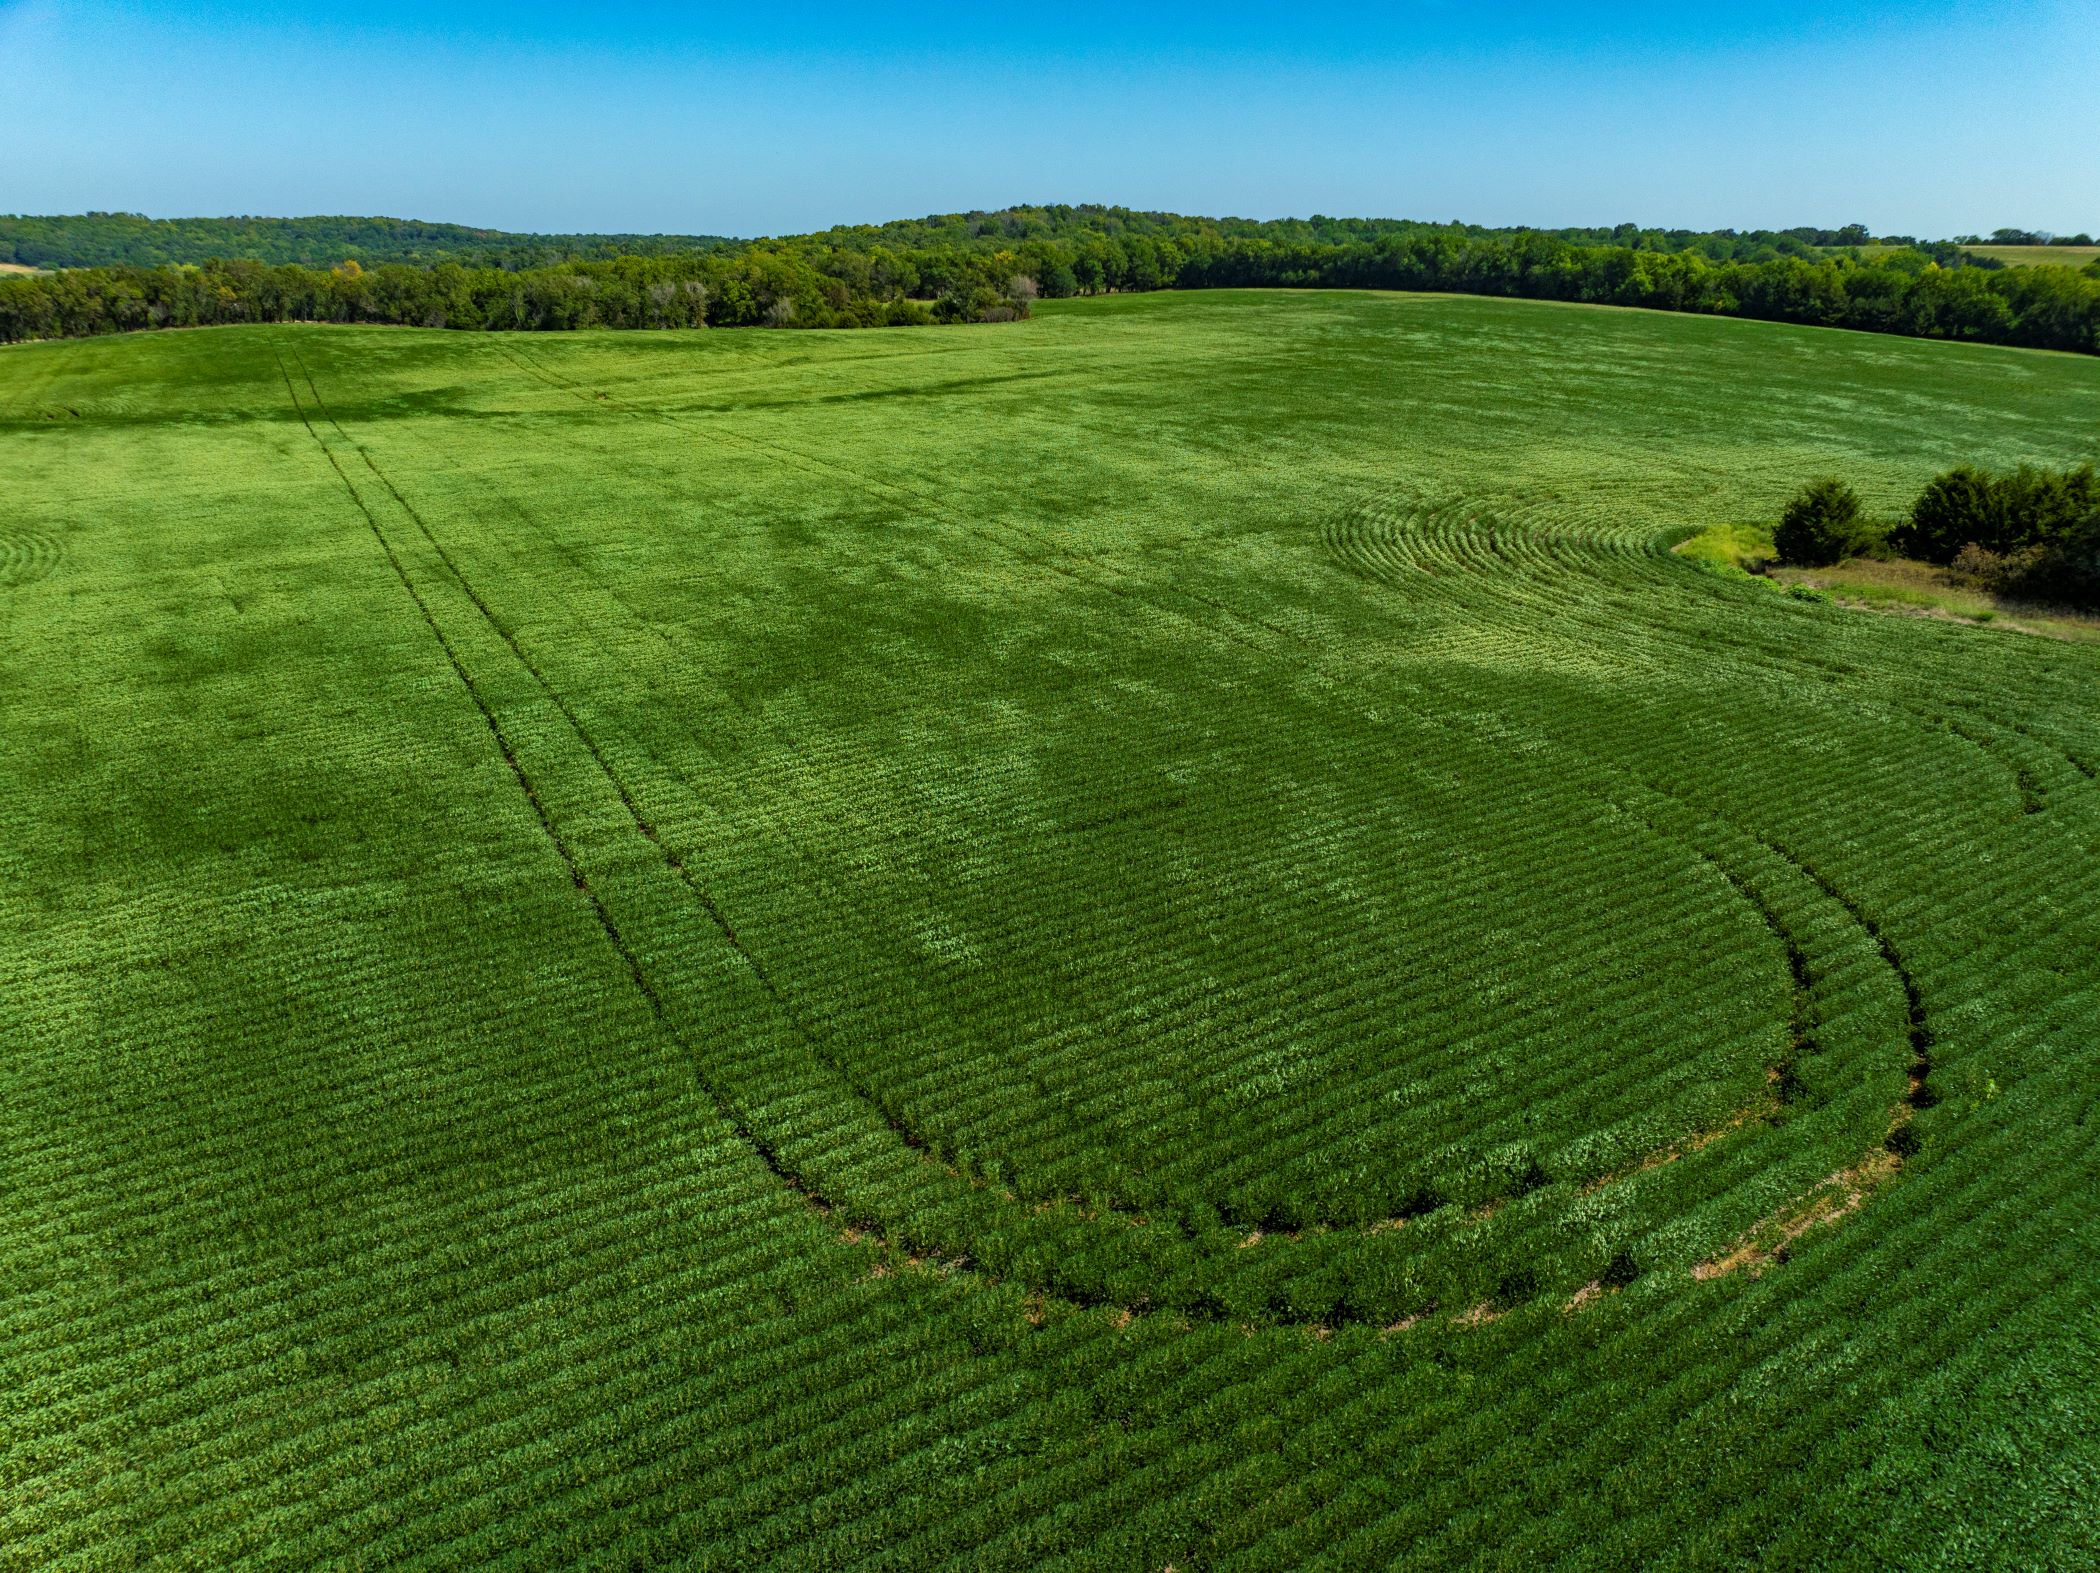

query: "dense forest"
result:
(0, 213), (729, 270)
(3, 206), (2097, 353)
(0, 250), (1035, 339)
(0, 207), (2029, 273)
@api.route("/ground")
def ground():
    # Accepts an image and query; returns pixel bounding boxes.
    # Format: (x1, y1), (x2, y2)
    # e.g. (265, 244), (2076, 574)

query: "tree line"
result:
(1960, 228), (2096, 247)
(3, 205), (1986, 272)
(0, 212), (730, 271)
(0, 250), (1038, 342)
(4, 208), (2098, 354)
(1165, 232), (2096, 353)
(769, 207), (1931, 266)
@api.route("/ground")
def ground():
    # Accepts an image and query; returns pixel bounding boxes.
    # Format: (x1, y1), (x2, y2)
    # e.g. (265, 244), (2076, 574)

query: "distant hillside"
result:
(0, 213), (729, 270)
(1960, 244), (2100, 270)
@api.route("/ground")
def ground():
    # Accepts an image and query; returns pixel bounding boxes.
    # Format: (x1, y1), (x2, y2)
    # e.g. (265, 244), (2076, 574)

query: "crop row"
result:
(5, 318), (2097, 1566)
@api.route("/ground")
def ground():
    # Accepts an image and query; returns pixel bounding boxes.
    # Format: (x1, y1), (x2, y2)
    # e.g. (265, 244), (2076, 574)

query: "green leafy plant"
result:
(1774, 478), (1878, 566)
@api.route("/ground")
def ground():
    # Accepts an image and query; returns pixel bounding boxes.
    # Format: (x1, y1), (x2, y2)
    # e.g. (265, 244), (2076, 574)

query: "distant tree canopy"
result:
(0, 207), (1992, 273)
(3, 205), (2098, 353)
(0, 251), (1038, 342)
(1976, 228), (2096, 247)
(0, 212), (731, 270)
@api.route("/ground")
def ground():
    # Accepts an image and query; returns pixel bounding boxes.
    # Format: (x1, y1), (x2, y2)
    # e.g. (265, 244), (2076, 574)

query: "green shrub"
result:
(1894, 462), (2098, 564)
(1896, 466), (2003, 562)
(1947, 541), (2011, 587)
(2010, 503), (2100, 607)
(1773, 479), (1876, 566)
(1940, 488), (2100, 609)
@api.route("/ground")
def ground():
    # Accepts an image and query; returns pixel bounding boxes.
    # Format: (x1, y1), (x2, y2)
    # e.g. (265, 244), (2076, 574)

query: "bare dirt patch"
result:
(1694, 1151), (1900, 1280)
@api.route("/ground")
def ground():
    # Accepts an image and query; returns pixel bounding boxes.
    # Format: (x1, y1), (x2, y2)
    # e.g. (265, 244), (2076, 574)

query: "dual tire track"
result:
(280, 338), (1938, 1329)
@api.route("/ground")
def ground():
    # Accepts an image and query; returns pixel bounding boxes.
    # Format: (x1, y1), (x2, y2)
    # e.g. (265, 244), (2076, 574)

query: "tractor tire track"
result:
(489, 344), (1824, 1221)
(285, 348), (1260, 1318)
(276, 349), (822, 1215)
(491, 341), (1936, 1260)
(418, 341), (1936, 1312)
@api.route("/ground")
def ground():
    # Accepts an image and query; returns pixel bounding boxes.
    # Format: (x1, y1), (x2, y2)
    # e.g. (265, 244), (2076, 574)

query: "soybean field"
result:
(4, 291), (2098, 1568)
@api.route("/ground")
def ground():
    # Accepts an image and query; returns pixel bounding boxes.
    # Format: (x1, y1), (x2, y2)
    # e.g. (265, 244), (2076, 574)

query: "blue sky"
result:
(2, 1), (2095, 237)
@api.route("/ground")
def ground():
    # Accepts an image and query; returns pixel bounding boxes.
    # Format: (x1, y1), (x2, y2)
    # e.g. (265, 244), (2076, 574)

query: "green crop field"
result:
(1960, 244), (2100, 269)
(1851, 242), (2100, 270)
(4, 291), (2098, 1567)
